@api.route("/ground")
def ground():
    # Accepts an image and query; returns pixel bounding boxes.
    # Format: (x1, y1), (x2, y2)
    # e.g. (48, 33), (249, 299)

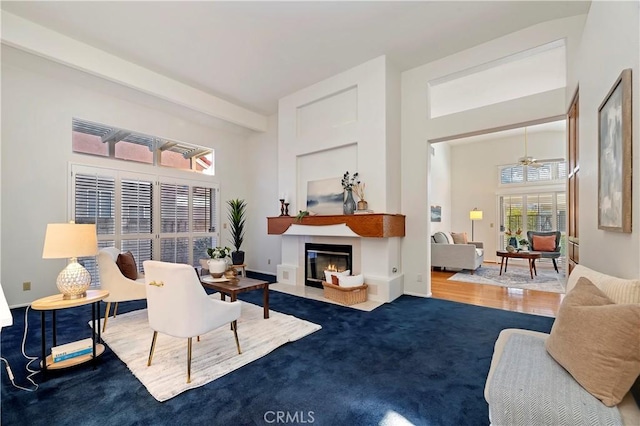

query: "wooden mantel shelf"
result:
(267, 214), (405, 238)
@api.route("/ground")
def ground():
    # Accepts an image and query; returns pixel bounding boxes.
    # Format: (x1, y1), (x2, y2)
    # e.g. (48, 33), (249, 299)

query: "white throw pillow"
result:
(339, 274), (364, 288)
(443, 232), (455, 244)
(324, 269), (350, 283)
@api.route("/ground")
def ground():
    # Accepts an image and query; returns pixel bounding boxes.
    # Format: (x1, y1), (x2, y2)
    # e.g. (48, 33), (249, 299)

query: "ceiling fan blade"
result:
(529, 162), (543, 168)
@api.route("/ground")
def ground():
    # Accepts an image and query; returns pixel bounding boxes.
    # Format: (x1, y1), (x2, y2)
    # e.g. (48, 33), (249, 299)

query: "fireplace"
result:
(305, 243), (352, 288)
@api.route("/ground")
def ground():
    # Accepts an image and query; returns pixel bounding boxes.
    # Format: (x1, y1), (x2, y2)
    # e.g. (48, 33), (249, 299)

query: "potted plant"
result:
(341, 171), (359, 215)
(227, 199), (247, 265)
(206, 246), (231, 278)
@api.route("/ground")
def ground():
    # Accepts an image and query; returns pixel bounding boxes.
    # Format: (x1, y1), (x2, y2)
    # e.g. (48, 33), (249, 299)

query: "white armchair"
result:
(143, 260), (242, 383)
(97, 247), (146, 332)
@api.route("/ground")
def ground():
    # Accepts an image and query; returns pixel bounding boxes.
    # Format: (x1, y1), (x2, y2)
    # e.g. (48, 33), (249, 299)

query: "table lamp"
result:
(42, 222), (98, 299)
(469, 208), (483, 241)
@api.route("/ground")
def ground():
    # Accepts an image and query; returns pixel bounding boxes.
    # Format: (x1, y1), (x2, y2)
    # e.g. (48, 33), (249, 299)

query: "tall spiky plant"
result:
(227, 199), (247, 264)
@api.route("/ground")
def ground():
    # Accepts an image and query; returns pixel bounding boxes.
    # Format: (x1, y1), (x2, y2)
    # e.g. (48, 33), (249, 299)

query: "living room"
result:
(1, 2), (639, 425)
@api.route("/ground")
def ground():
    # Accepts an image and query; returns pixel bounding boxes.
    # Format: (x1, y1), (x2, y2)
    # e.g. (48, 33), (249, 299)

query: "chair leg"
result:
(113, 302), (119, 318)
(187, 337), (192, 384)
(552, 258), (559, 273)
(147, 331), (158, 367)
(232, 321), (241, 354)
(102, 302), (112, 333)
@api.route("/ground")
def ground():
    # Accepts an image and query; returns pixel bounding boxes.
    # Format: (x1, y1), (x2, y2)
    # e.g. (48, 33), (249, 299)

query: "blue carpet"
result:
(1, 291), (553, 425)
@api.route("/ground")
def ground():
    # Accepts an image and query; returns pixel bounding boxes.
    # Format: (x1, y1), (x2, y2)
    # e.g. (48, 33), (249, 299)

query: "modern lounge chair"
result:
(143, 260), (242, 383)
(97, 247), (146, 332)
(527, 230), (562, 273)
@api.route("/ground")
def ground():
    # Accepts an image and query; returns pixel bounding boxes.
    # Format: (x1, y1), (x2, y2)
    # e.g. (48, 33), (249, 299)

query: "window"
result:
(72, 165), (219, 286)
(499, 192), (566, 255)
(72, 118), (214, 175)
(499, 160), (566, 186)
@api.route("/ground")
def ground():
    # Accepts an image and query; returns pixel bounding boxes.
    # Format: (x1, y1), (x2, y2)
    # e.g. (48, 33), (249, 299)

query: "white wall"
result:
(401, 15), (586, 297)
(448, 130), (566, 261)
(244, 114), (280, 275)
(429, 143), (452, 233)
(1, 46), (252, 306)
(572, 1), (640, 278)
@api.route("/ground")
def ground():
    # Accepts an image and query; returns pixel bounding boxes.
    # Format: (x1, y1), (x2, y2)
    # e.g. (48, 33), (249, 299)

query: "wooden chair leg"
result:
(113, 302), (119, 318)
(147, 331), (158, 366)
(102, 301), (112, 333)
(187, 337), (192, 384)
(232, 321), (241, 354)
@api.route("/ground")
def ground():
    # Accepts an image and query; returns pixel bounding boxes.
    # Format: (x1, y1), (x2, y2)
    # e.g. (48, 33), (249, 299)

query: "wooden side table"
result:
(31, 289), (109, 374)
(232, 263), (247, 277)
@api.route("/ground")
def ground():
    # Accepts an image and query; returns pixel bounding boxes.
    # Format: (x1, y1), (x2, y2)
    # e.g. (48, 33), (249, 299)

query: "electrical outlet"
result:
(23, 281), (31, 291)
(268, 259), (271, 265)
(223, 223), (227, 229)
(417, 274), (423, 282)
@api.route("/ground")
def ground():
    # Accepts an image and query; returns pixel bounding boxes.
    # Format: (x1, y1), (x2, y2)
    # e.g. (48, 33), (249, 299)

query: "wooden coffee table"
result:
(200, 276), (270, 319)
(496, 251), (542, 279)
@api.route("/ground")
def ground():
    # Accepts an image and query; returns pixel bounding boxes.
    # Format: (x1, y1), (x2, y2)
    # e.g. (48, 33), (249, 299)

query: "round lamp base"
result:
(57, 261), (91, 299)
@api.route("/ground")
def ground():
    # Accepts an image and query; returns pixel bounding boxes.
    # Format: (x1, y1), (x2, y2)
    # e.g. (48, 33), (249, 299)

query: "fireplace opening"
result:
(305, 243), (352, 288)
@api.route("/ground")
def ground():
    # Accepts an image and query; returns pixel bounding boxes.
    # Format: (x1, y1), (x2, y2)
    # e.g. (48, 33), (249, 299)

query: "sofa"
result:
(484, 264), (640, 425)
(431, 231), (484, 273)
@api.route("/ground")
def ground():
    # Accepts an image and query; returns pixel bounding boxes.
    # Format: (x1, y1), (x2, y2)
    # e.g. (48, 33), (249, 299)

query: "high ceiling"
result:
(1, 1), (590, 115)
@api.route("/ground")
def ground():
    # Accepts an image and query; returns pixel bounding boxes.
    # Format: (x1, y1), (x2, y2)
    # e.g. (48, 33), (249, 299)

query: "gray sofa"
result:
(431, 231), (484, 273)
(484, 265), (640, 425)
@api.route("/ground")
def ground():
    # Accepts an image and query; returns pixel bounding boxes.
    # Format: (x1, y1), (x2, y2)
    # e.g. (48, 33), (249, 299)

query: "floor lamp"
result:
(469, 208), (483, 241)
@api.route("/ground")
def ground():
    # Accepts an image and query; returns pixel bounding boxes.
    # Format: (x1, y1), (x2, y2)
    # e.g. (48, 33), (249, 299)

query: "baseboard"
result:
(246, 270), (277, 283)
(404, 291), (432, 298)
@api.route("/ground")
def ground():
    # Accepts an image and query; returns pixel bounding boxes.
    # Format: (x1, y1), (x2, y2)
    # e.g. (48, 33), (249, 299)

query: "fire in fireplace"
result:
(305, 243), (352, 288)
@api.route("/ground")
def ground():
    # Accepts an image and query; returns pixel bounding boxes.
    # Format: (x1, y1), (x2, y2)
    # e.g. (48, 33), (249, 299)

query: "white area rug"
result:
(91, 296), (321, 402)
(448, 264), (566, 294)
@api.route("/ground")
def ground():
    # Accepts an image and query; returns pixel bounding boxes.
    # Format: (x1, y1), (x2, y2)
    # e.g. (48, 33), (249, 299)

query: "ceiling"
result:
(1, 1), (590, 116)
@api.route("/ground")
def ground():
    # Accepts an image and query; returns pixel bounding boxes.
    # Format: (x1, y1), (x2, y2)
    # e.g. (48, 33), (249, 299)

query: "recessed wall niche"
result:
(296, 86), (358, 142)
(296, 143), (358, 212)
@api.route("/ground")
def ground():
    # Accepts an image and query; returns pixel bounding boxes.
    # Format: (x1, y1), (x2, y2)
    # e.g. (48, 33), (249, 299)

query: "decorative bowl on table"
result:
(506, 245), (517, 253)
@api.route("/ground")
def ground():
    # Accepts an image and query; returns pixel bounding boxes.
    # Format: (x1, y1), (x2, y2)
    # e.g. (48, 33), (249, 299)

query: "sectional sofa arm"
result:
(469, 241), (483, 249)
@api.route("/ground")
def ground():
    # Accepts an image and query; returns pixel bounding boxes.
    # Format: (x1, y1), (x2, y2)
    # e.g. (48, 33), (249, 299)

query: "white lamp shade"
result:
(42, 223), (98, 259)
(469, 210), (483, 220)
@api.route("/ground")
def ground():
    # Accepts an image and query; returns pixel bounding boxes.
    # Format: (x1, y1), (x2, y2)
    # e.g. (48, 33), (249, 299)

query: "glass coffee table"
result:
(200, 276), (270, 319)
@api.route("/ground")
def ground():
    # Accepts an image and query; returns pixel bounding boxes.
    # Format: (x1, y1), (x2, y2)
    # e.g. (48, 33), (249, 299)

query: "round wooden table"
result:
(31, 289), (109, 373)
(496, 251), (542, 279)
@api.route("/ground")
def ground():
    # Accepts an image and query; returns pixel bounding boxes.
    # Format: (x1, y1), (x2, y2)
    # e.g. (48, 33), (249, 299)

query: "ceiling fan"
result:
(517, 127), (543, 168)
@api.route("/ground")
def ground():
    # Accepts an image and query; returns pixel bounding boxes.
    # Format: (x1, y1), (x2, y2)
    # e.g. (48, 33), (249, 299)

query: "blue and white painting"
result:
(307, 178), (343, 215)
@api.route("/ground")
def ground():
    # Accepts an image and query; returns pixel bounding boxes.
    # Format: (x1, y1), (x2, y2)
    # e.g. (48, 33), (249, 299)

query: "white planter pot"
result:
(207, 259), (227, 278)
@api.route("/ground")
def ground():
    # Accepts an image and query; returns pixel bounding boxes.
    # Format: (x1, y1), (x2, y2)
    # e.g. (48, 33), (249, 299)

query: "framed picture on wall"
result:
(307, 178), (343, 215)
(598, 68), (632, 233)
(430, 205), (442, 222)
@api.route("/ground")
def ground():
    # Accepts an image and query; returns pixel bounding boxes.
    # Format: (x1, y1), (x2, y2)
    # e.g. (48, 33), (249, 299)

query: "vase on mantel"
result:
(343, 189), (356, 215)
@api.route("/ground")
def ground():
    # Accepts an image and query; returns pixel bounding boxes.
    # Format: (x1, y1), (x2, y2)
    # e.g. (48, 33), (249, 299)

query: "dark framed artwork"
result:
(430, 205), (441, 222)
(598, 68), (632, 233)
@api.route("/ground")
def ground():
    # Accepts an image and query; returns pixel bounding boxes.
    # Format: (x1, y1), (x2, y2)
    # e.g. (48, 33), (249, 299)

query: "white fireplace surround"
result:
(276, 226), (403, 303)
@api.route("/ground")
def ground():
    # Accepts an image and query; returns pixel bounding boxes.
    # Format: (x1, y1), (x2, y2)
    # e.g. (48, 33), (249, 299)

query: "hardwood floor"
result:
(431, 264), (564, 318)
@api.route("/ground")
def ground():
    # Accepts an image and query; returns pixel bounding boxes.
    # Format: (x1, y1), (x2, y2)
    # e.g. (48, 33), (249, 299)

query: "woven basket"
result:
(321, 281), (368, 306)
